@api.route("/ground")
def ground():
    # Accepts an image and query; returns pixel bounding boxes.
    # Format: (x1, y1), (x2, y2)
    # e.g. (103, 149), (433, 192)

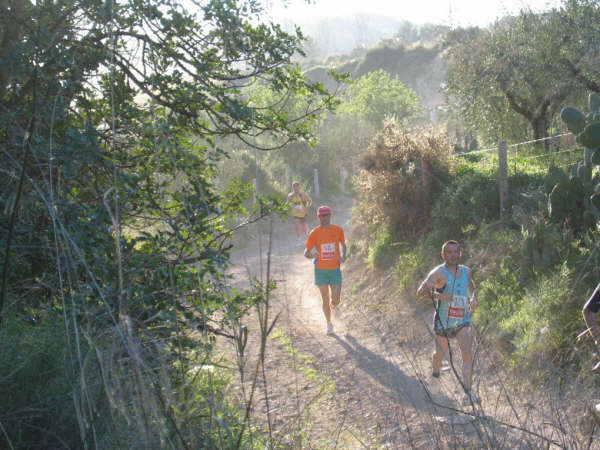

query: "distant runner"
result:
(417, 240), (479, 406)
(287, 181), (313, 247)
(304, 205), (346, 335)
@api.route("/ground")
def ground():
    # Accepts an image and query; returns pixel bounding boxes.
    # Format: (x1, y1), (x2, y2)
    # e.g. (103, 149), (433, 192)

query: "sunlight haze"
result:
(267, 0), (563, 27)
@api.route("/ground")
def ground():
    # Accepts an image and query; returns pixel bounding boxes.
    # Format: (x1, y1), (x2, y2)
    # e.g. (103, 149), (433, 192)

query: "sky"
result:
(266, 0), (563, 27)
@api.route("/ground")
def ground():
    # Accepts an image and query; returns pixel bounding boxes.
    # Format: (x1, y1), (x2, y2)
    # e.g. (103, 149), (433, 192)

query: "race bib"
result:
(294, 204), (303, 211)
(320, 243), (336, 260)
(448, 295), (468, 319)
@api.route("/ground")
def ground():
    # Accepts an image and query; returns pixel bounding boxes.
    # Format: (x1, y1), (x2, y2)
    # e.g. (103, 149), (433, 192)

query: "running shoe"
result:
(428, 376), (441, 395)
(326, 322), (334, 335)
(461, 390), (480, 406)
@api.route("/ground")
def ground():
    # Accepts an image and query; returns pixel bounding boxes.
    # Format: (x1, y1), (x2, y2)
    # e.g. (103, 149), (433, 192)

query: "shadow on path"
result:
(334, 333), (454, 413)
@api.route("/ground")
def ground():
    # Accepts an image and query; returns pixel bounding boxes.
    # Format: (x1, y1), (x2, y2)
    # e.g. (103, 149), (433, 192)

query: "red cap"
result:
(317, 205), (331, 216)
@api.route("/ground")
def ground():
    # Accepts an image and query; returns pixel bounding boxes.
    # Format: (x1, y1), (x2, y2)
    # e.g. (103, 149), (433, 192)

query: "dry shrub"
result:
(355, 118), (454, 240)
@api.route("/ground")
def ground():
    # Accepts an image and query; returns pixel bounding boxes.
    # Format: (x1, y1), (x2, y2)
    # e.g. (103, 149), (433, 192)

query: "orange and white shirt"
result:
(305, 225), (345, 270)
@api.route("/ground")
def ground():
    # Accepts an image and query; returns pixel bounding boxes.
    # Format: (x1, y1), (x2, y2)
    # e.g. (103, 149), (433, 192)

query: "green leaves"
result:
(0, 0), (336, 381)
(339, 69), (424, 127)
(444, 4), (600, 144)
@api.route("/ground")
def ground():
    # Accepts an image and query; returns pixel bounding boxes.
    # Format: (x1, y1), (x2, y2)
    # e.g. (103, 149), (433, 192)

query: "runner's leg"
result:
(456, 326), (474, 390)
(330, 284), (342, 309)
(294, 218), (303, 238)
(318, 284), (332, 322)
(433, 334), (449, 375)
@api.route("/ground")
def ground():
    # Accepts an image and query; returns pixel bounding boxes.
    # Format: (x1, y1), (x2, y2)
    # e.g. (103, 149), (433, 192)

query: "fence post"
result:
(498, 140), (508, 222)
(313, 168), (320, 198)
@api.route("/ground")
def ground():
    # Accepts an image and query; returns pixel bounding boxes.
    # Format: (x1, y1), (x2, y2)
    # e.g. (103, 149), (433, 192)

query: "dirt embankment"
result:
(225, 198), (593, 449)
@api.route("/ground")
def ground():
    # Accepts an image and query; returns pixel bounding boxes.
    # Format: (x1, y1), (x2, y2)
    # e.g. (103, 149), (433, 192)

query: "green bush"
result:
(0, 314), (84, 448)
(393, 242), (436, 294)
(428, 167), (499, 243)
(429, 165), (543, 245)
(368, 229), (398, 270)
(500, 264), (583, 370)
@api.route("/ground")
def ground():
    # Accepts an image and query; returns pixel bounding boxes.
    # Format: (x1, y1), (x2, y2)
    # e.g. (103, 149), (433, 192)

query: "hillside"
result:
(306, 42), (447, 110)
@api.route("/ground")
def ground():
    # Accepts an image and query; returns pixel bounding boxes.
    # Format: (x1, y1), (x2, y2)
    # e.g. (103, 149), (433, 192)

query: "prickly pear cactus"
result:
(562, 93), (600, 152)
(551, 92), (600, 229)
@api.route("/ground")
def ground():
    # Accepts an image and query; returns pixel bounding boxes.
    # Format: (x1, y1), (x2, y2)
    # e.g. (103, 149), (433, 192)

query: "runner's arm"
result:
(417, 269), (448, 301)
(304, 233), (318, 259)
(303, 193), (313, 208)
(339, 241), (347, 263)
(304, 247), (319, 259)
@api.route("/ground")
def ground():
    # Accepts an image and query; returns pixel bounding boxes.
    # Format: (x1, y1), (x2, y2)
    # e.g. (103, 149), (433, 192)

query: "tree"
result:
(0, 0), (338, 446)
(339, 69), (424, 128)
(443, 3), (600, 146)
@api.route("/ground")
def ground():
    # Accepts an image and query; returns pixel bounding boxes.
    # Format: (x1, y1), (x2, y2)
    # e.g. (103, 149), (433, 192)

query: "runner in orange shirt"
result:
(304, 205), (347, 335)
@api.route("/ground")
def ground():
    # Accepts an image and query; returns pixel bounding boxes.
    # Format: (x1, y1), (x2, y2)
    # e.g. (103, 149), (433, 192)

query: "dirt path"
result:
(226, 198), (591, 449)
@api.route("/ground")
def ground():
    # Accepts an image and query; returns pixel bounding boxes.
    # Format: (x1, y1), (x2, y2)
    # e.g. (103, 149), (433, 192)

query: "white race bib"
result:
(321, 243), (336, 260)
(448, 295), (468, 319)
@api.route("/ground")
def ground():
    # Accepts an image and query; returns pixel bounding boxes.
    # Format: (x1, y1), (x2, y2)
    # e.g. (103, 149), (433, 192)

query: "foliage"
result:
(552, 93), (600, 232)
(443, 2), (600, 144)
(0, 0), (338, 446)
(354, 120), (454, 241)
(500, 264), (583, 369)
(0, 315), (82, 448)
(393, 242), (435, 294)
(392, 23), (450, 47)
(368, 229), (397, 270)
(338, 69), (424, 127)
(428, 166), (501, 243)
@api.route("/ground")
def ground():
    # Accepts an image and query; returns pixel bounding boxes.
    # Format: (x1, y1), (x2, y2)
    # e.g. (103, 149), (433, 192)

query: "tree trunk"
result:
(531, 115), (550, 150)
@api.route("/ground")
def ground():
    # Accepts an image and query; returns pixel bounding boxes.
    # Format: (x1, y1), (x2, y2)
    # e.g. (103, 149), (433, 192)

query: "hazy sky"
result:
(266, 0), (563, 27)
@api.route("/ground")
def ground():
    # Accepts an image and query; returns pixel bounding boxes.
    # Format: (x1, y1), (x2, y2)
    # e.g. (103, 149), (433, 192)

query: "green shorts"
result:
(314, 267), (342, 286)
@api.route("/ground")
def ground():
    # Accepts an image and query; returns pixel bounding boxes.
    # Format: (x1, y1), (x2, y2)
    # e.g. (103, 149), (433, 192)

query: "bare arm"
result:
(417, 269), (449, 301)
(303, 193), (313, 208)
(339, 242), (347, 263)
(304, 244), (319, 259)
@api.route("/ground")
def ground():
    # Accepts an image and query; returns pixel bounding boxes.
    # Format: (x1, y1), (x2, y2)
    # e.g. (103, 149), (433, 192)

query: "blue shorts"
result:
(315, 267), (342, 286)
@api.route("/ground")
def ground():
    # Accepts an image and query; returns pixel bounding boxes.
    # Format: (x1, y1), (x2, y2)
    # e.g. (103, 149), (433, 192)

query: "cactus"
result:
(583, 122), (600, 149)
(521, 92), (600, 274)
(592, 148), (600, 165)
(561, 106), (587, 134)
(543, 166), (569, 193)
(590, 92), (600, 113)
(549, 91), (600, 232)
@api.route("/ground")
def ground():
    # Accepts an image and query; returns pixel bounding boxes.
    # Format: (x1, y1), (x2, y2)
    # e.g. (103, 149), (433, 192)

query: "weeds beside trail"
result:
(227, 196), (598, 448)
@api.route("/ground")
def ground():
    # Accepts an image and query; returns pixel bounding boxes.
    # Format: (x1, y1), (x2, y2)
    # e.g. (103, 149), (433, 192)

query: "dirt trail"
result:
(226, 198), (586, 449)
